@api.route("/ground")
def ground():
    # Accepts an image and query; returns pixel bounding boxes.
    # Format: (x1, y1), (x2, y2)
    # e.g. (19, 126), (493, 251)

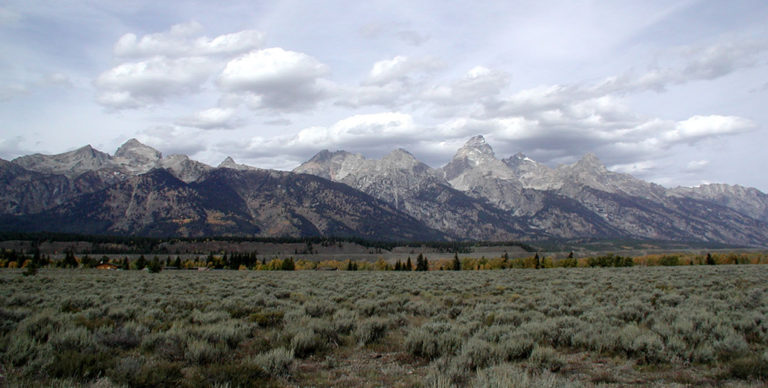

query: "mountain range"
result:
(2, 136), (767, 246)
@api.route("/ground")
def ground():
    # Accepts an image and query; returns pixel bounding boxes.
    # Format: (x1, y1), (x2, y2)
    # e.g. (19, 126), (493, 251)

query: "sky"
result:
(1, 0), (767, 191)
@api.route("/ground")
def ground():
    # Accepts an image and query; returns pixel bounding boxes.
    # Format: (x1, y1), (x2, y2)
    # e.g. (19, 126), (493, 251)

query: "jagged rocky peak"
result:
(306, 149), (334, 163)
(382, 148), (421, 168)
(219, 156), (239, 169)
(113, 138), (162, 174)
(503, 152), (537, 167)
(573, 153), (607, 172)
(443, 135), (518, 184)
(114, 138), (162, 162)
(455, 135), (495, 164)
(294, 150), (362, 180)
(218, 156), (258, 171)
(11, 144), (113, 177)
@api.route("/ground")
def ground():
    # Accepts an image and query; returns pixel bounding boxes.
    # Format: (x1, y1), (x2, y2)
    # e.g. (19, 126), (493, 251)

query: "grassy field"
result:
(1, 266), (767, 387)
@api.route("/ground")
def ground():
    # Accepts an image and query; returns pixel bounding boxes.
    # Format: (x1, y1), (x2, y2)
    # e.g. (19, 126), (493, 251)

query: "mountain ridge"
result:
(3, 137), (768, 245)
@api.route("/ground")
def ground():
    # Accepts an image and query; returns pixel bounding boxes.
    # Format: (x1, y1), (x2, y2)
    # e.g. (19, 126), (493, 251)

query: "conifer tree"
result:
(416, 253), (429, 271)
(281, 257), (295, 271)
(63, 249), (78, 268)
(136, 255), (147, 270)
(706, 252), (716, 265)
(452, 252), (461, 271)
(406, 256), (413, 271)
(148, 257), (162, 273)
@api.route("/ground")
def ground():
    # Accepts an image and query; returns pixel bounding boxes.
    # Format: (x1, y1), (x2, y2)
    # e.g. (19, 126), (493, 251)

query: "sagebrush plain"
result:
(2, 265), (767, 387)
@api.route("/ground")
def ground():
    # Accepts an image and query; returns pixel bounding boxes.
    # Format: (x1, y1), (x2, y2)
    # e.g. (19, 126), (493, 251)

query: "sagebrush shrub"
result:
(529, 345), (564, 372)
(253, 347), (294, 377)
(355, 318), (388, 345)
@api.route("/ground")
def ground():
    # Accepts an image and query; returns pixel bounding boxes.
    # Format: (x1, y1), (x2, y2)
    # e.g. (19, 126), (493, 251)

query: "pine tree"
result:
(63, 250), (78, 268)
(32, 247), (44, 268)
(534, 253), (541, 269)
(416, 253), (429, 271)
(136, 255), (147, 270)
(706, 253), (716, 265)
(452, 253), (461, 271)
(148, 257), (162, 273)
(281, 257), (295, 271)
(23, 260), (38, 276)
(405, 257), (413, 271)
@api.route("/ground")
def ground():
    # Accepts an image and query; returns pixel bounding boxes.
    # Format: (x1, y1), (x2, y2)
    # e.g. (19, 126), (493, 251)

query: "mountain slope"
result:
(671, 184), (768, 224)
(1, 167), (446, 240)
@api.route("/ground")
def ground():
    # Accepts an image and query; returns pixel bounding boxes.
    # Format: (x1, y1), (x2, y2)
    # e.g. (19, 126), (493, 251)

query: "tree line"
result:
(2, 249), (764, 274)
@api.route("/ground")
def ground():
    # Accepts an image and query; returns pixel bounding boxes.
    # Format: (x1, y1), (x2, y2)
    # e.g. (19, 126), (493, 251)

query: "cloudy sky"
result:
(2, 1), (767, 191)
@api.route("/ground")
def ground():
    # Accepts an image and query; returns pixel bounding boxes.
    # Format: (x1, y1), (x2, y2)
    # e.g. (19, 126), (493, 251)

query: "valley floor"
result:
(1, 266), (767, 387)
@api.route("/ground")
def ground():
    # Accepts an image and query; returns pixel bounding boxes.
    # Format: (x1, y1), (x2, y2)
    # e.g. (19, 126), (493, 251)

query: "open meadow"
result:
(2, 265), (768, 387)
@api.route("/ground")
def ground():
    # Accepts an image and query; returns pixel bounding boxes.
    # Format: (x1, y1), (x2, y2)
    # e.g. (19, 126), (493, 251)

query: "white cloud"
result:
(114, 21), (263, 58)
(0, 83), (28, 101)
(138, 125), (208, 157)
(611, 160), (657, 175)
(336, 83), (406, 108)
(244, 112), (420, 157)
(360, 22), (430, 46)
(685, 160), (710, 172)
(337, 56), (441, 108)
(0, 136), (27, 160)
(365, 56), (439, 85)
(96, 22), (265, 109)
(95, 56), (217, 108)
(424, 66), (509, 106)
(218, 47), (331, 111)
(176, 107), (239, 129)
(662, 115), (754, 145)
